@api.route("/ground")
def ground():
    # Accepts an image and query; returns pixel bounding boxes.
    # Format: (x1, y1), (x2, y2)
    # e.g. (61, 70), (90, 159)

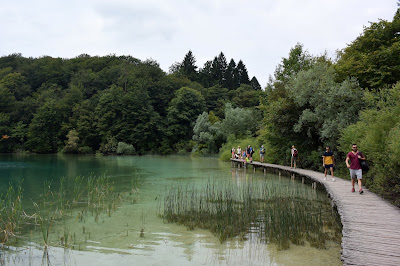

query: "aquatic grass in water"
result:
(162, 178), (342, 250)
(0, 183), (24, 244)
(1, 172), (141, 251)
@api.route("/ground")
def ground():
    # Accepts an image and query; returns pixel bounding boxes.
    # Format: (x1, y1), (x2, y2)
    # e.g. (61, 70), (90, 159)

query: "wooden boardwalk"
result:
(231, 159), (400, 266)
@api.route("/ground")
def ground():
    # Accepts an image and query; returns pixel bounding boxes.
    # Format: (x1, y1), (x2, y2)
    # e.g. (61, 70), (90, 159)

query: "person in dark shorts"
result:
(322, 146), (335, 182)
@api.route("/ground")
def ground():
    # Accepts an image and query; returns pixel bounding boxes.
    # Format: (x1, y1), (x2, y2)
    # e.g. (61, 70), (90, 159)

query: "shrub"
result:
(63, 130), (79, 154)
(98, 136), (118, 155)
(78, 146), (93, 154)
(117, 142), (136, 155)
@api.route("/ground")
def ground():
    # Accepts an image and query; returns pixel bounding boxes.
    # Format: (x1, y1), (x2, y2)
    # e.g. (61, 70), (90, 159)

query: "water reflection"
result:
(0, 155), (342, 265)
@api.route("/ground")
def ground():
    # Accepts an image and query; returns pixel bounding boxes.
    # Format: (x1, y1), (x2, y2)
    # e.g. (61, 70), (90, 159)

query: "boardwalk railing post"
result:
(312, 182), (316, 189)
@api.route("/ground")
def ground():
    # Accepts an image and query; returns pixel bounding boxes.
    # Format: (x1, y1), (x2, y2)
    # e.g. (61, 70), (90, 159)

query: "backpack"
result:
(293, 149), (298, 157)
(358, 152), (369, 172)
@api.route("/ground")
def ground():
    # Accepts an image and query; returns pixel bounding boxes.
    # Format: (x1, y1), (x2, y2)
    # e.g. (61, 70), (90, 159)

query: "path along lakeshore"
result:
(231, 159), (400, 266)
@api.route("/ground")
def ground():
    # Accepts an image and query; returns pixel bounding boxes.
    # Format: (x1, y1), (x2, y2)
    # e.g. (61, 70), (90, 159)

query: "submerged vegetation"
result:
(0, 173), (141, 248)
(162, 177), (341, 250)
(0, 183), (23, 244)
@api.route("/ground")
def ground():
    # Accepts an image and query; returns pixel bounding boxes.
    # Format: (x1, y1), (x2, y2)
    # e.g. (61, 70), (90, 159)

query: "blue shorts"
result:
(324, 164), (334, 169)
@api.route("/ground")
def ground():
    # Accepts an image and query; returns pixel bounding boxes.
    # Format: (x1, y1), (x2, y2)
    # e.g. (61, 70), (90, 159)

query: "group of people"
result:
(231, 145), (266, 163)
(293, 144), (365, 194)
(232, 143), (366, 194)
(231, 145), (254, 164)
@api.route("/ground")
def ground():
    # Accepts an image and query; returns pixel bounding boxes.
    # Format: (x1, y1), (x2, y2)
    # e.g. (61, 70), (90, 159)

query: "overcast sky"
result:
(0, 0), (398, 87)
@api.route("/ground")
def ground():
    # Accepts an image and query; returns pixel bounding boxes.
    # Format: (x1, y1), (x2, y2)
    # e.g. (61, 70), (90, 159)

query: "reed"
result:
(72, 176), (85, 206)
(86, 173), (116, 222)
(2, 171), (143, 251)
(33, 181), (59, 247)
(162, 178), (342, 249)
(0, 183), (24, 244)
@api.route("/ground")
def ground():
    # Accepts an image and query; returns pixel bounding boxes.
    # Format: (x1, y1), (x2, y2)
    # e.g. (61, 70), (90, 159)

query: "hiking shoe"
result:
(332, 178), (335, 182)
(359, 189), (363, 194)
(324, 177), (327, 181)
(351, 188), (355, 193)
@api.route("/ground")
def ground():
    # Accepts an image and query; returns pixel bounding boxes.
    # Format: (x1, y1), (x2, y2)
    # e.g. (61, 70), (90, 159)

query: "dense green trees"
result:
(192, 112), (223, 154)
(167, 87), (206, 150)
(288, 63), (364, 149)
(255, 8), (400, 205)
(335, 10), (400, 90)
(0, 51), (260, 155)
(192, 103), (258, 155)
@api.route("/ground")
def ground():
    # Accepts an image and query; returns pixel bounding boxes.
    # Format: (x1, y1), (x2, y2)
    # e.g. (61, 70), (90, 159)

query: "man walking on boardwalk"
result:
(322, 146), (335, 182)
(345, 144), (366, 194)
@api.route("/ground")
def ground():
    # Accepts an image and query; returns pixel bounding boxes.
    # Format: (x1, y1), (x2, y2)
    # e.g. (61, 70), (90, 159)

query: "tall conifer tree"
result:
(224, 59), (238, 90)
(236, 60), (250, 85)
(199, 60), (214, 87)
(181, 50), (198, 80)
(250, 76), (261, 90)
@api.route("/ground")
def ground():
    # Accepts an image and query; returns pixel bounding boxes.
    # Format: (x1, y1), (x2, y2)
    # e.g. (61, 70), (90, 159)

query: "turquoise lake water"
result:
(0, 154), (341, 265)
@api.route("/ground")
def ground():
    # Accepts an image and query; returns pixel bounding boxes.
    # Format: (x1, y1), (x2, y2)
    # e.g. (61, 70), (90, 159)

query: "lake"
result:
(0, 154), (342, 265)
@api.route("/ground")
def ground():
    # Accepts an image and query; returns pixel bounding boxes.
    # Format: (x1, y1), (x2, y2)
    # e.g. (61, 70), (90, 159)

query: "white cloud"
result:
(0, 0), (397, 86)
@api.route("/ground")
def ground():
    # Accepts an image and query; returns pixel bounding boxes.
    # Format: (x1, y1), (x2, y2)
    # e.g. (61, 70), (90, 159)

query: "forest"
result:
(1, 9), (400, 206)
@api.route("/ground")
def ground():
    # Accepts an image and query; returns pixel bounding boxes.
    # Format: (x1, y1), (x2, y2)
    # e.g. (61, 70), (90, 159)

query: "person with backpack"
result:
(249, 145), (254, 162)
(291, 145), (298, 168)
(259, 145), (266, 163)
(345, 144), (366, 194)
